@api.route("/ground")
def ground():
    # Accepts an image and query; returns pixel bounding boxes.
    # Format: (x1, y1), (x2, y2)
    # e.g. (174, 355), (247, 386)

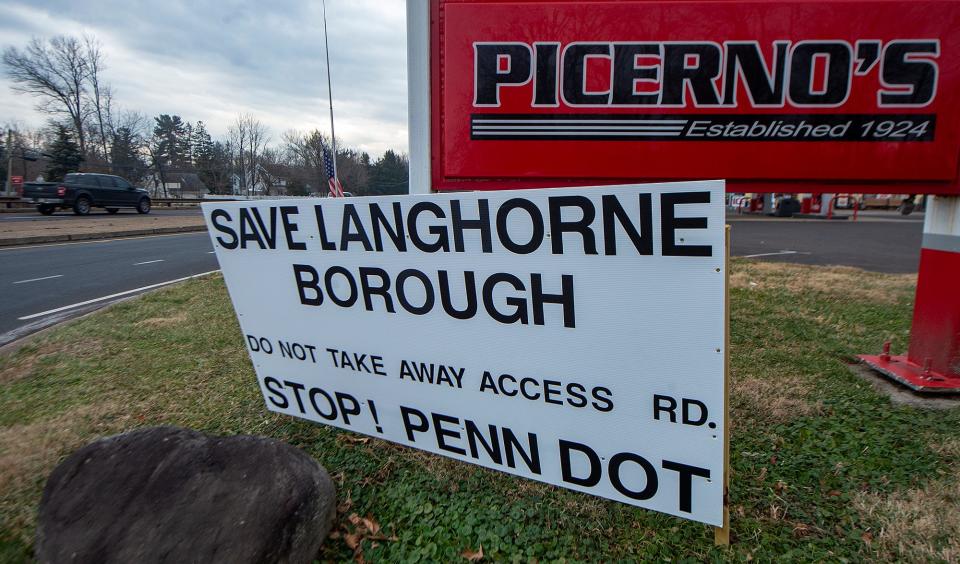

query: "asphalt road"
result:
(0, 212), (925, 347)
(728, 214), (923, 273)
(0, 232), (217, 346)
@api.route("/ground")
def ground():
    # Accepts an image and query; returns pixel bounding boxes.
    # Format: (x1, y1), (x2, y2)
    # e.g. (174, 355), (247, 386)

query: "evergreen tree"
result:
(197, 140), (233, 194)
(368, 150), (409, 195)
(152, 114), (189, 167)
(192, 121), (214, 167)
(46, 124), (83, 181)
(183, 122), (194, 165)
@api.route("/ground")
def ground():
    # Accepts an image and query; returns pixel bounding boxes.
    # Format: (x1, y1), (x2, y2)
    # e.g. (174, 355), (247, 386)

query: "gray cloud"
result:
(0, 0), (409, 156)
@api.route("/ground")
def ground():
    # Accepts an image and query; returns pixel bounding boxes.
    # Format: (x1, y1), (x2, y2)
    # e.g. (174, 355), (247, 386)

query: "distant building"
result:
(229, 170), (288, 196)
(158, 172), (209, 198)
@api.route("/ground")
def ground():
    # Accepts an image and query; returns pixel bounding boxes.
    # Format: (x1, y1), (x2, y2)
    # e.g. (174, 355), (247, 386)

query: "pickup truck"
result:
(21, 173), (152, 215)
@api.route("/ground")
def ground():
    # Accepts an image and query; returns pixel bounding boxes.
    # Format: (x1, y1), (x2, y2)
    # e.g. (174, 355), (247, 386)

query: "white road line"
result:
(740, 250), (802, 258)
(207, 251), (216, 254)
(18, 270), (221, 321)
(133, 259), (165, 265)
(12, 274), (64, 284)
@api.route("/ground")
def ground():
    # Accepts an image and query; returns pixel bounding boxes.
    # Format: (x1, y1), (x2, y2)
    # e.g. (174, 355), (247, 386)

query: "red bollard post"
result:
(859, 195), (960, 392)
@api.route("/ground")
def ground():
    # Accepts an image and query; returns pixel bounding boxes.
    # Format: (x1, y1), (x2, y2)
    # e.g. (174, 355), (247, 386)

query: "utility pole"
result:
(4, 129), (12, 196)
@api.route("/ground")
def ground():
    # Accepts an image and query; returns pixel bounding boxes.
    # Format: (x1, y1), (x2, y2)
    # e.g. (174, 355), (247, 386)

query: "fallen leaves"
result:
(337, 435), (371, 446)
(461, 543), (484, 561)
(330, 499), (397, 563)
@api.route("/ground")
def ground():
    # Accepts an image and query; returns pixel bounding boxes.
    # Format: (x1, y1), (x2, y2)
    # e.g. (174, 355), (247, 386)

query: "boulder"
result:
(36, 426), (336, 564)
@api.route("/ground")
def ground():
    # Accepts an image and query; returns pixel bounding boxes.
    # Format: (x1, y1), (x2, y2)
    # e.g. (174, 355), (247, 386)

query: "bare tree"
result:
(3, 36), (91, 154)
(228, 120), (247, 195)
(229, 114), (269, 195)
(283, 129), (369, 195)
(336, 147), (370, 195)
(83, 35), (110, 164)
(110, 110), (149, 183)
(283, 129), (327, 192)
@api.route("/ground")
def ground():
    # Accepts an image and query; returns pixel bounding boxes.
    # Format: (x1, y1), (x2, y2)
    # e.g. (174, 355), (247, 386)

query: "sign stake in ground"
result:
(715, 225), (731, 546)
(204, 181), (729, 528)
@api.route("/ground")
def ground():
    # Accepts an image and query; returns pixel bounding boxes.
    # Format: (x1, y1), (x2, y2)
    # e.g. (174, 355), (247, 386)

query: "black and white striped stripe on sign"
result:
(471, 114), (690, 140)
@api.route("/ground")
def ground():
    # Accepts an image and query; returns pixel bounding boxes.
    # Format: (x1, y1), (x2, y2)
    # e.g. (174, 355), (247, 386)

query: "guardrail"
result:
(0, 196), (30, 210)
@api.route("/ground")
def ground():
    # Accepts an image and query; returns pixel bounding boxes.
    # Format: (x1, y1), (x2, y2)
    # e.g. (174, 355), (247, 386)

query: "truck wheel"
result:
(106, 208), (119, 214)
(136, 197), (151, 214)
(37, 204), (55, 216)
(73, 196), (91, 215)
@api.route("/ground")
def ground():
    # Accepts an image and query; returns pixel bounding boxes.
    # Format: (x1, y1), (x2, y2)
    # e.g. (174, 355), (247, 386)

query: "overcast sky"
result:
(0, 0), (408, 157)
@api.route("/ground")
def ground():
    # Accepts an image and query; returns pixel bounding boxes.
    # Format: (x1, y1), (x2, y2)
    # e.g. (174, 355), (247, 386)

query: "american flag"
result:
(321, 140), (345, 197)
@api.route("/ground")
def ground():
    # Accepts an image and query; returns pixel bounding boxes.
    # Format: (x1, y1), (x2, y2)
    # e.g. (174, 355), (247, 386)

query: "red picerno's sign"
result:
(427, 0), (960, 193)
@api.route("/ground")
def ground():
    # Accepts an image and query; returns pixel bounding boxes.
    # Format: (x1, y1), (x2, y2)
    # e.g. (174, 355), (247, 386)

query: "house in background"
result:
(229, 168), (289, 196)
(153, 172), (209, 198)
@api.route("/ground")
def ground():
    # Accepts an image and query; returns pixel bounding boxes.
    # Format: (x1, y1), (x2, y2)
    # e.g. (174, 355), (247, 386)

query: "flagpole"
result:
(322, 0), (338, 180)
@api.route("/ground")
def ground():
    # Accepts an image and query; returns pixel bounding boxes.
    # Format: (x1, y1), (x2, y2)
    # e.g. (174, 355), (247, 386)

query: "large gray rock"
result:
(36, 426), (336, 564)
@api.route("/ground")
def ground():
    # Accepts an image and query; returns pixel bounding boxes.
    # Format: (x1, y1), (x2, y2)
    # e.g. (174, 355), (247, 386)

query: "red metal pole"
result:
(859, 195), (960, 391)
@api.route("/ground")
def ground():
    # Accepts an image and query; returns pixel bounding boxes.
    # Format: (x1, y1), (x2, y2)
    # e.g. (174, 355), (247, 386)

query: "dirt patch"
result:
(730, 260), (915, 305)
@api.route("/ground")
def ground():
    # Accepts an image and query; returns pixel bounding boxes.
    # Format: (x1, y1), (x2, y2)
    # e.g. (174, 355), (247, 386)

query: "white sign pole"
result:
(204, 181), (727, 526)
(406, 0), (431, 195)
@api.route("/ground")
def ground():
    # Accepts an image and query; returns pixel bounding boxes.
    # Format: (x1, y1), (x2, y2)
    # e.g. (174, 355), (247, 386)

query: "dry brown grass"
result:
(134, 312), (189, 327)
(855, 477), (960, 563)
(732, 375), (823, 424)
(931, 437), (960, 459)
(0, 339), (103, 385)
(0, 353), (41, 385)
(853, 434), (960, 562)
(0, 399), (143, 544)
(730, 260), (916, 305)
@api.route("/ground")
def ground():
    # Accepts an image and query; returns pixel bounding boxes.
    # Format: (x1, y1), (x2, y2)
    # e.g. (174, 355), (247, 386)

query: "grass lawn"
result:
(2, 260), (959, 562)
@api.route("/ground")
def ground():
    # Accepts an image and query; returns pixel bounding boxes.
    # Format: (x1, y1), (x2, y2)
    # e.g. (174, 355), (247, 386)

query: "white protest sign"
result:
(202, 181), (726, 526)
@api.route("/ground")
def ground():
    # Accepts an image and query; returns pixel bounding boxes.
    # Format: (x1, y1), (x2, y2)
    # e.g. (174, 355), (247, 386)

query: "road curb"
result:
(0, 225), (208, 247)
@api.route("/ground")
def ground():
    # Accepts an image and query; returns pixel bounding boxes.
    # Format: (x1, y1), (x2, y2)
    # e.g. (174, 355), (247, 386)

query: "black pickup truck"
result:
(21, 173), (152, 215)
